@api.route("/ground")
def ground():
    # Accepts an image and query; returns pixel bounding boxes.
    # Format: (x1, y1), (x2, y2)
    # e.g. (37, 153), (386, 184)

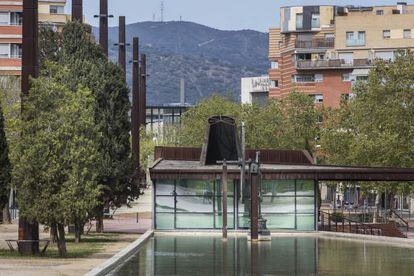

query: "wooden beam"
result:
(222, 160), (228, 239)
(117, 16), (127, 75)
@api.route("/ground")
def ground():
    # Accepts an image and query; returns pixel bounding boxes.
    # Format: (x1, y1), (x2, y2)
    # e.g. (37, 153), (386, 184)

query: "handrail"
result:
(319, 210), (383, 236)
(388, 209), (409, 234)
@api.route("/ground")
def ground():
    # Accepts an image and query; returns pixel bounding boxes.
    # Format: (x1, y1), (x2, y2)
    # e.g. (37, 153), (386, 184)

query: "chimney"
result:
(180, 78), (185, 105)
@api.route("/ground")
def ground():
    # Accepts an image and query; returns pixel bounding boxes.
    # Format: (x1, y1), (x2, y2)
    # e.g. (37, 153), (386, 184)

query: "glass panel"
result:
(296, 214), (315, 230)
(296, 180), (314, 196)
(297, 197), (315, 214)
(0, 12), (9, 25)
(264, 214), (295, 229)
(214, 197), (234, 213)
(215, 213), (234, 229)
(176, 213), (214, 229)
(296, 14), (303, 29)
(238, 197), (251, 214)
(262, 180), (295, 197)
(311, 14), (320, 28)
(176, 196), (213, 213)
(176, 179), (214, 196)
(155, 180), (175, 196)
(238, 213), (250, 228)
(215, 180), (234, 196)
(155, 213), (174, 230)
(262, 197), (295, 213)
(156, 196), (175, 212)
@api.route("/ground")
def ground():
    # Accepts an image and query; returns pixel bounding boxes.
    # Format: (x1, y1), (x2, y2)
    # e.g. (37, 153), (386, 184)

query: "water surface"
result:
(110, 235), (414, 275)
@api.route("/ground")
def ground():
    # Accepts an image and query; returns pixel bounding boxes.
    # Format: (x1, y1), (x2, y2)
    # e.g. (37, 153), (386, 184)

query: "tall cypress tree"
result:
(39, 22), (137, 227)
(0, 102), (11, 222)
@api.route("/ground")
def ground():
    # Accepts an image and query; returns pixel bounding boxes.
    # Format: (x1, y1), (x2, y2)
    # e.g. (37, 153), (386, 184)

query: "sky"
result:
(71, 0), (414, 32)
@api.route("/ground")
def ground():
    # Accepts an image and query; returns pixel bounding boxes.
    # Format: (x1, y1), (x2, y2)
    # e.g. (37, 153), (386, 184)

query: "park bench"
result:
(5, 239), (50, 255)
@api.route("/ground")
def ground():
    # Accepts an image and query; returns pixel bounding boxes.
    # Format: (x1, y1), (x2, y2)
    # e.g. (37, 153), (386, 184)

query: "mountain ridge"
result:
(93, 21), (269, 105)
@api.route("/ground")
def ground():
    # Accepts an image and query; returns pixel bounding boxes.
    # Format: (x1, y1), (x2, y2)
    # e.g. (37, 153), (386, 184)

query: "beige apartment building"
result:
(0, 0), (70, 76)
(269, 2), (414, 108)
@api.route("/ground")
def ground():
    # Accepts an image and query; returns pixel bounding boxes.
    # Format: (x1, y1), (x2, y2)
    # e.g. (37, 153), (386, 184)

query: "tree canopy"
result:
(320, 51), (414, 195)
(0, 100), (11, 213)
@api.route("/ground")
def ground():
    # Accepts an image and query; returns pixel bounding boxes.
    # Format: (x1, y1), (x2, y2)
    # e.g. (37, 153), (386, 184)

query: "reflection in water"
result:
(110, 235), (414, 276)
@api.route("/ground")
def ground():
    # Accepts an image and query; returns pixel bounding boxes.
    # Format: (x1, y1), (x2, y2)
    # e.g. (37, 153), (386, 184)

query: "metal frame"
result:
(154, 177), (316, 231)
(154, 177), (236, 230)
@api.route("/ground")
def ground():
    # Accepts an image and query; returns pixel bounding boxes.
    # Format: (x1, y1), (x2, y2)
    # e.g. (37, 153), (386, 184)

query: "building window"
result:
(383, 30), (391, 39)
(296, 13), (303, 30)
(270, 80), (278, 88)
(311, 94), (324, 103)
(315, 74), (323, 82)
(376, 10), (384, 15)
(0, 12), (9, 25)
(10, 12), (22, 26)
(0, 44), (9, 58)
(293, 74), (315, 83)
(311, 13), (320, 28)
(50, 5), (65, 14)
(342, 73), (351, 82)
(404, 29), (411, 39)
(10, 44), (22, 58)
(271, 61), (279, 69)
(346, 31), (365, 46)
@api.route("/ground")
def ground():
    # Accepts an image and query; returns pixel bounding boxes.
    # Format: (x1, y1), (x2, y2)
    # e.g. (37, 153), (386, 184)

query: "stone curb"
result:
(84, 230), (154, 276)
(318, 231), (414, 247)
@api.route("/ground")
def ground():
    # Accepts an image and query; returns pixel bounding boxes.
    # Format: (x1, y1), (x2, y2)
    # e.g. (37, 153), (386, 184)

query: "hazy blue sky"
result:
(72, 0), (414, 32)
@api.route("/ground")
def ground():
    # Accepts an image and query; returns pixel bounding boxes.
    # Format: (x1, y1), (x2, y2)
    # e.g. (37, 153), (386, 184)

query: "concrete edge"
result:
(84, 230), (154, 276)
(318, 231), (414, 247)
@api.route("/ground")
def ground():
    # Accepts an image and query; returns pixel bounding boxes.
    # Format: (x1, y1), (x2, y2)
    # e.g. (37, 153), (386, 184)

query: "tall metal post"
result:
(116, 16), (128, 76)
(132, 38), (141, 183)
(72, 0), (83, 22)
(140, 54), (147, 126)
(19, 0), (39, 255)
(250, 155), (260, 241)
(222, 160), (228, 239)
(95, 0), (112, 57)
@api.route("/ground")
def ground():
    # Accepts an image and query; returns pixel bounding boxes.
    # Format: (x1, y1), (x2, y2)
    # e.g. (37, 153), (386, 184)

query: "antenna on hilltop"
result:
(160, 1), (164, 22)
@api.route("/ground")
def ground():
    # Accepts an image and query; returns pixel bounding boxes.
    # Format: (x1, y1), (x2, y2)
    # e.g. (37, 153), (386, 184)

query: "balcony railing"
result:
(346, 39), (366, 47)
(295, 38), (335, 49)
(296, 59), (373, 70)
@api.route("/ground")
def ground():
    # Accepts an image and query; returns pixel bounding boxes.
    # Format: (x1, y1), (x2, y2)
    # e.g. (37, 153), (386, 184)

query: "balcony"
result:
(346, 39), (366, 47)
(296, 59), (373, 70)
(295, 38), (335, 49)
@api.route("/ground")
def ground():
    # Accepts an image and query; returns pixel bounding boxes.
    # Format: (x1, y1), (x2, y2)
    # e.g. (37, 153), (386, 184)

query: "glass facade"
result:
(154, 179), (315, 231)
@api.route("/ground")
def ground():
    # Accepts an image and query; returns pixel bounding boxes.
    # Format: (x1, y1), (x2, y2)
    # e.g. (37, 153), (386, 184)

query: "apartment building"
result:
(0, 0), (69, 76)
(241, 75), (270, 105)
(269, 2), (414, 108)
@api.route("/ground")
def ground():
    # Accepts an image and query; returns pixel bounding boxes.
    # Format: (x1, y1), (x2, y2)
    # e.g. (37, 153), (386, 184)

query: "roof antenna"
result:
(160, 1), (164, 22)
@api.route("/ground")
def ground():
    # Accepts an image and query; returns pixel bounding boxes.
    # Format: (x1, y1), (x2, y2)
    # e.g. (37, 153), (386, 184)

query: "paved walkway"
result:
(0, 222), (139, 276)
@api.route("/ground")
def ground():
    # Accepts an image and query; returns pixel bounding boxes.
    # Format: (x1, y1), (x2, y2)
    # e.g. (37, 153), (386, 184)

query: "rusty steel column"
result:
(222, 160), (228, 239)
(140, 54), (147, 126)
(72, 0), (83, 22)
(95, 0), (112, 57)
(20, 0), (39, 255)
(250, 161), (259, 241)
(116, 16), (128, 76)
(132, 37), (141, 183)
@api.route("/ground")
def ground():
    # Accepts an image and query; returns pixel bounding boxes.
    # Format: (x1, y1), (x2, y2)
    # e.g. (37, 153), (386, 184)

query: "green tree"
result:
(39, 22), (136, 231)
(321, 51), (414, 218)
(163, 92), (319, 153)
(15, 64), (102, 256)
(0, 101), (11, 223)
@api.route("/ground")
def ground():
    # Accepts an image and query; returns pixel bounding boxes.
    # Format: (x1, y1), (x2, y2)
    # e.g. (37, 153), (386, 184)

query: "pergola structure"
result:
(150, 146), (414, 239)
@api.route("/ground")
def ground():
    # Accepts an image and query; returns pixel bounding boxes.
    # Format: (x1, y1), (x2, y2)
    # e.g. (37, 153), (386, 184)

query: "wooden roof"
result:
(150, 147), (414, 181)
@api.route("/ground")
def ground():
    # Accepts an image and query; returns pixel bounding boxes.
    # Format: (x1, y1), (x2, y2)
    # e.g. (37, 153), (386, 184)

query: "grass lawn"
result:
(0, 232), (119, 259)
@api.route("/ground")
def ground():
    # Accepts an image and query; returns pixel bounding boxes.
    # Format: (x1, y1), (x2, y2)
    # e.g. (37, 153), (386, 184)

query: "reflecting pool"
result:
(110, 235), (414, 275)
